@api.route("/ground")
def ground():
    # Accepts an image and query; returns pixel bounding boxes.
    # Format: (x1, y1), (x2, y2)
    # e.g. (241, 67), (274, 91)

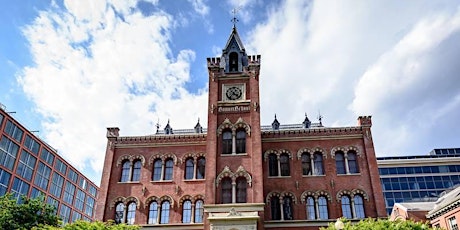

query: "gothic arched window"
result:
(182, 200), (192, 223)
(195, 199), (204, 223)
(354, 194), (365, 218)
(268, 153), (278, 176)
(306, 196), (315, 220)
(221, 177), (232, 204)
(341, 195), (352, 219)
(196, 157), (206, 179)
(222, 130), (232, 154)
(148, 201), (158, 224)
(115, 202), (125, 224)
(152, 159), (162, 181)
(335, 152), (346, 174)
(126, 202), (136, 225)
(160, 201), (170, 224)
(236, 177), (247, 203)
(236, 130), (246, 153)
(270, 196), (281, 220)
(164, 158), (173, 180)
(120, 161), (130, 182)
(348, 152), (359, 174)
(313, 152), (324, 175)
(283, 196), (294, 220)
(280, 154), (290, 176)
(318, 196), (328, 220)
(184, 158), (194, 180)
(301, 153), (311, 175)
(132, 160), (142, 182)
(229, 52), (238, 72)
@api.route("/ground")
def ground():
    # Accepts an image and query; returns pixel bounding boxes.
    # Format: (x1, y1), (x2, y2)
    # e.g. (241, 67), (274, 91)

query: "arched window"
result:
(182, 200), (192, 223)
(121, 161), (130, 182)
(196, 157), (205, 179)
(268, 153), (278, 176)
(301, 153), (311, 175)
(313, 152), (324, 175)
(236, 130), (246, 153)
(335, 152), (346, 174)
(184, 158), (194, 180)
(195, 200), (204, 223)
(164, 159), (173, 180)
(160, 201), (170, 224)
(222, 130), (232, 154)
(271, 196), (281, 220)
(148, 201), (158, 224)
(221, 177), (232, 204)
(306, 196), (315, 220)
(236, 177), (247, 203)
(280, 154), (290, 176)
(132, 160), (142, 182)
(341, 195), (352, 219)
(126, 202), (136, 225)
(348, 152), (359, 174)
(354, 195), (365, 218)
(283, 196), (294, 220)
(153, 159), (162, 181)
(229, 52), (238, 72)
(115, 202), (125, 224)
(318, 196), (328, 220)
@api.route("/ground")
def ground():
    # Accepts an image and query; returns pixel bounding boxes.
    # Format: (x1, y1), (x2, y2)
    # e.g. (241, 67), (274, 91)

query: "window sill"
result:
(183, 179), (206, 182)
(150, 180), (174, 183)
(337, 173), (361, 176)
(220, 153), (248, 156)
(268, 176), (291, 178)
(302, 174), (326, 178)
(117, 181), (141, 184)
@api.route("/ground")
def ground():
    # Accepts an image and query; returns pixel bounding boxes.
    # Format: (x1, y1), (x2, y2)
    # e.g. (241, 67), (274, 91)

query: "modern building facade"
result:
(97, 26), (386, 230)
(377, 148), (460, 214)
(0, 103), (99, 223)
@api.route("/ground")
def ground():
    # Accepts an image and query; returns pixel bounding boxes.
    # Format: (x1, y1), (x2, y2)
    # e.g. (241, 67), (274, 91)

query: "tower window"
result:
(221, 177), (232, 204)
(222, 130), (232, 154)
(236, 130), (246, 153)
(229, 52), (238, 72)
(236, 177), (247, 203)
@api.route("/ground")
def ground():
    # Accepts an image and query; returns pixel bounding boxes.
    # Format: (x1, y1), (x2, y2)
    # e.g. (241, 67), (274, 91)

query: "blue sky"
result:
(2, 0), (460, 185)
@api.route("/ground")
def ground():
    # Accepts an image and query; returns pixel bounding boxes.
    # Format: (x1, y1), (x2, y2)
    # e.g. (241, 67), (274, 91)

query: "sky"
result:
(1, 0), (460, 185)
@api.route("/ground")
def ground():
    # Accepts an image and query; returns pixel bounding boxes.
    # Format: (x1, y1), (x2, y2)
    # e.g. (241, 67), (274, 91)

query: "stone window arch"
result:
(332, 147), (361, 175)
(337, 189), (368, 219)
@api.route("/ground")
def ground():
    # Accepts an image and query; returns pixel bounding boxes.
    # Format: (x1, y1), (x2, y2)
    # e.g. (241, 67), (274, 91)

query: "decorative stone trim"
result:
(331, 146), (361, 158)
(280, 191), (297, 204)
(144, 196), (159, 208)
(124, 196), (140, 208)
(297, 147), (327, 160)
(110, 196), (126, 209)
(266, 191), (281, 203)
(159, 195), (175, 208)
(336, 189), (368, 202)
(217, 118), (233, 136)
(179, 195), (194, 206)
(263, 150), (277, 161)
(215, 166), (252, 187)
(217, 117), (251, 136)
(351, 189), (369, 201)
(234, 117), (251, 136)
(132, 155), (146, 166)
(263, 149), (292, 161)
(116, 155), (131, 167)
(194, 194), (205, 202)
(300, 190), (332, 203)
(149, 153), (178, 165)
(180, 152), (206, 164)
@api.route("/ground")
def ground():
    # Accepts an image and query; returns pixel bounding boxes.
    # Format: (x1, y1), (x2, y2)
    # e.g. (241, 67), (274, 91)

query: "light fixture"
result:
(334, 218), (344, 230)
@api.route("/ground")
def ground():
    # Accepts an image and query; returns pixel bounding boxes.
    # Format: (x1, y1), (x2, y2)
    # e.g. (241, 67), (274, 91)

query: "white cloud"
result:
(188, 0), (210, 17)
(18, 0), (207, 184)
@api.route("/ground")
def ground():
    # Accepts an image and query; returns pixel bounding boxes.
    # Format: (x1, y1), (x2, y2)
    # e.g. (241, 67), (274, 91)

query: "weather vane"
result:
(231, 6), (241, 27)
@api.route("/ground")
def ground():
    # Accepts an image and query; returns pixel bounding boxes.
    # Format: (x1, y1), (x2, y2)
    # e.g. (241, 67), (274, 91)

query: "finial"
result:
(317, 110), (323, 126)
(231, 7), (241, 28)
(155, 118), (160, 134)
(274, 114), (277, 119)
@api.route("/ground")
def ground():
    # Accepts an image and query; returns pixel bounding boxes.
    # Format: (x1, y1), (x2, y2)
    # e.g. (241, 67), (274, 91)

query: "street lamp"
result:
(334, 218), (344, 230)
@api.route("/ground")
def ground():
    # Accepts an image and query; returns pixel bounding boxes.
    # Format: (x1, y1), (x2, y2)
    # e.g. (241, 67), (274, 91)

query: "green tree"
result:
(34, 220), (140, 230)
(320, 218), (438, 230)
(0, 193), (60, 230)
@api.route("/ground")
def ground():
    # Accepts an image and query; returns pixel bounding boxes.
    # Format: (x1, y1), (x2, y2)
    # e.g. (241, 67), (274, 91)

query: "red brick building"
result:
(96, 26), (386, 229)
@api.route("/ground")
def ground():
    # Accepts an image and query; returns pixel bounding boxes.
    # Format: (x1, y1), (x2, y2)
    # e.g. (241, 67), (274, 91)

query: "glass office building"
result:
(378, 148), (460, 214)
(0, 104), (99, 223)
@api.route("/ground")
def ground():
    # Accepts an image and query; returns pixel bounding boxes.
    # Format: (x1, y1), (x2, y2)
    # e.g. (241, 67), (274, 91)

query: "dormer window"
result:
(229, 52), (238, 72)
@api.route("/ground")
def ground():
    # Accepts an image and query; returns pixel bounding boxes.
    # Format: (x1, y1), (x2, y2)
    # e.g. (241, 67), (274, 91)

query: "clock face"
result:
(226, 86), (242, 100)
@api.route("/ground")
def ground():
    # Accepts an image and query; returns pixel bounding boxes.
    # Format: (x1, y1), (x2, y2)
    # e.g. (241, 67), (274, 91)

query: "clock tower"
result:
(204, 25), (265, 230)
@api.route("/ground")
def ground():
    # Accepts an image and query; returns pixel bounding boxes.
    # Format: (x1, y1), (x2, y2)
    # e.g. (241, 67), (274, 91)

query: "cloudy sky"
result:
(1, 0), (460, 185)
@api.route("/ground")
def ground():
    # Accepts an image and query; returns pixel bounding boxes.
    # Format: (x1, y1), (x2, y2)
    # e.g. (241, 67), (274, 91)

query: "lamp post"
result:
(334, 218), (344, 230)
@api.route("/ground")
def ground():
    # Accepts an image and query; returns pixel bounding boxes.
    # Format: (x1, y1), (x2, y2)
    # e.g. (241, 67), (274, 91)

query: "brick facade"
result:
(96, 26), (386, 229)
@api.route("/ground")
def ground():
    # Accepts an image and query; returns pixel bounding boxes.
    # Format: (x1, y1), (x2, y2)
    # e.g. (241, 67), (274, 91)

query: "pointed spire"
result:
(194, 118), (203, 133)
(303, 113), (311, 128)
(317, 111), (323, 127)
(272, 114), (280, 130)
(164, 119), (173, 134)
(155, 118), (160, 134)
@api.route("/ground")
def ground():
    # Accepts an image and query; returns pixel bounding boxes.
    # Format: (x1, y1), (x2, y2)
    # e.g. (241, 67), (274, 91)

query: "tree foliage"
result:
(0, 193), (60, 230)
(34, 220), (140, 230)
(320, 218), (437, 230)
